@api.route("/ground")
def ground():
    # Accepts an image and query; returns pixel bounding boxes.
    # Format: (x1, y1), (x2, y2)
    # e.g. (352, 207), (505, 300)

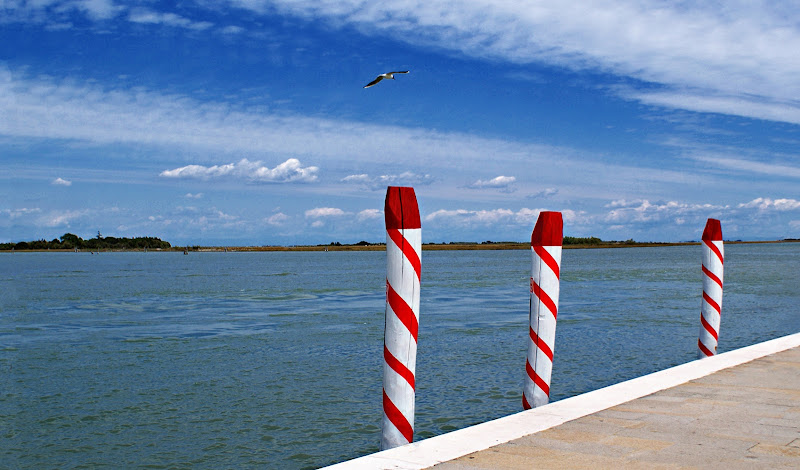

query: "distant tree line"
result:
(1, 233), (172, 251)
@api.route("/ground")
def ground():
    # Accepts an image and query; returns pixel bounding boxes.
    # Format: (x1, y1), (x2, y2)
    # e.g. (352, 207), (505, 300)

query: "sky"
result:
(2, 1), (800, 246)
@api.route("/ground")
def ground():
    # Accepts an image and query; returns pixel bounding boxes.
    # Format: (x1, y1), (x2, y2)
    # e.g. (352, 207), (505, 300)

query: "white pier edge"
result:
(324, 331), (800, 470)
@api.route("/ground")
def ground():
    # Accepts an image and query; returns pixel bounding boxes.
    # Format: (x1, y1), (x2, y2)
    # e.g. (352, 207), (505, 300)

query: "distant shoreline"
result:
(3, 239), (797, 253)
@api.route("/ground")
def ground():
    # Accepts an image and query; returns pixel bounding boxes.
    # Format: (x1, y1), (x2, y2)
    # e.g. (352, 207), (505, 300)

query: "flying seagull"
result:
(363, 71), (409, 88)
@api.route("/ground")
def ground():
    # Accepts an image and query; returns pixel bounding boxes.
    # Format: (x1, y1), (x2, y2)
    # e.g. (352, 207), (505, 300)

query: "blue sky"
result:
(2, 1), (799, 246)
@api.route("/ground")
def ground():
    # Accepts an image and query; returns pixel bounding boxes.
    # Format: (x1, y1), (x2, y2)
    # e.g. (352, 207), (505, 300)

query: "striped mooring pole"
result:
(698, 218), (724, 358)
(523, 211), (563, 410)
(381, 186), (422, 450)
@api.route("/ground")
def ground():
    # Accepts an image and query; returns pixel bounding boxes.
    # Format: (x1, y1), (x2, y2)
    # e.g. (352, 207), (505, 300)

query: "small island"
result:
(0, 233), (171, 251)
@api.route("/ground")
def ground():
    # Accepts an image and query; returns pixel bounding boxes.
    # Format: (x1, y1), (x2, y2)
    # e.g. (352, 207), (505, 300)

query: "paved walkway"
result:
(325, 333), (800, 469)
(432, 345), (800, 469)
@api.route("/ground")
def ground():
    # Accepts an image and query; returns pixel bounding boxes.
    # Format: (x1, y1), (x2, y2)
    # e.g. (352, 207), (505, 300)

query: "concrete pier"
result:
(325, 332), (800, 469)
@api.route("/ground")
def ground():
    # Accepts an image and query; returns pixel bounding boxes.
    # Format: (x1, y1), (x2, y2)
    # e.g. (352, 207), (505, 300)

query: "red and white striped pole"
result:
(381, 186), (422, 450)
(523, 211), (563, 410)
(698, 218), (724, 358)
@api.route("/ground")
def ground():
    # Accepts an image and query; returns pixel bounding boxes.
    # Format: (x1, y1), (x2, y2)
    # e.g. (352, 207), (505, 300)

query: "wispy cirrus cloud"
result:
(6, 2), (800, 124)
(341, 172), (435, 190)
(1, 207), (42, 220)
(160, 158), (318, 183)
(128, 8), (213, 30)
(0, 66), (567, 170)
(527, 188), (558, 199)
(243, 0), (800, 125)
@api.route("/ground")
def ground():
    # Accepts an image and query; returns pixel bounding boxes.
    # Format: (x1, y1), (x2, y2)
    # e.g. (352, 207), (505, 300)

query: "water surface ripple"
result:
(1, 245), (798, 468)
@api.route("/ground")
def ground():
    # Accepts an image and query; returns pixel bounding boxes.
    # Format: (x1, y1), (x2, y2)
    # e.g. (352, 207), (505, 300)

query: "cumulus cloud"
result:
(52, 177), (72, 186)
(467, 175), (516, 192)
(603, 199), (726, 226)
(160, 158), (318, 183)
(305, 207), (348, 218)
(341, 172), (435, 190)
(357, 209), (382, 221)
(738, 198), (800, 212)
(184, 192), (203, 199)
(266, 212), (289, 226)
(425, 208), (540, 227)
(38, 209), (90, 227)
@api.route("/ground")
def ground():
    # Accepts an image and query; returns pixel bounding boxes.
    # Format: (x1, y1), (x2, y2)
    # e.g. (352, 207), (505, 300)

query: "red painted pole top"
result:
(531, 211), (563, 246)
(702, 218), (723, 241)
(385, 186), (421, 230)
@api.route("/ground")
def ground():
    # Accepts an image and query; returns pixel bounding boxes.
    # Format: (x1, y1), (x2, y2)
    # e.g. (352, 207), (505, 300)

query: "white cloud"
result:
(266, 212), (289, 226)
(738, 198), (800, 212)
(467, 175), (516, 192)
(248, 0), (800, 125)
(341, 172), (435, 190)
(357, 208), (382, 221)
(603, 199), (727, 227)
(690, 154), (800, 179)
(184, 192), (204, 199)
(160, 158), (318, 183)
(425, 208), (540, 227)
(0, 67), (567, 171)
(1, 207), (42, 219)
(128, 8), (213, 30)
(75, 0), (120, 20)
(38, 209), (90, 227)
(527, 187), (558, 199)
(220, 25), (245, 35)
(305, 207), (348, 218)
(52, 177), (72, 186)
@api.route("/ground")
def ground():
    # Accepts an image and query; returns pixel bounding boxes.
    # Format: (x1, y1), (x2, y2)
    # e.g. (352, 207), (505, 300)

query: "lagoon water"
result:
(2, 244), (799, 468)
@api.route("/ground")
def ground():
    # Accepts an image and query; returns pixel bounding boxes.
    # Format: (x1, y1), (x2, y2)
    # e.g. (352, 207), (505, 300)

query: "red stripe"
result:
(702, 218), (722, 241)
(522, 393), (532, 410)
(698, 339), (714, 357)
(700, 314), (719, 341)
(531, 278), (558, 320)
(529, 327), (554, 361)
(704, 240), (724, 265)
(531, 211), (563, 246)
(702, 264), (723, 289)
(533, 245), (560, 280)
(703, 291), (721, 315)
(525, 359), (550, 396)
(388, 229), (421, 281)
(387, 281), (419, 341)
(384, 345), (415, 389)
(383, 389), (413, 443)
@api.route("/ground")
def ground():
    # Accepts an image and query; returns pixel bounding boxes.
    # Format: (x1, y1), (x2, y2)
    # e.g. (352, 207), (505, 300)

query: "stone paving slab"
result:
(432, 346), (800, 469)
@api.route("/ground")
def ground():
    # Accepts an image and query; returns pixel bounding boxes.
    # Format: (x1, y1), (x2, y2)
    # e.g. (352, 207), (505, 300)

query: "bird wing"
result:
(363, 76), (383, 88)
(389, 71), (409, 74)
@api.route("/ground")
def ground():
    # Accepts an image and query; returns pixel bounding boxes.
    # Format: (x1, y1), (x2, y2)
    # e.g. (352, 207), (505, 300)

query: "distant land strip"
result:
(2, 234), (798, 252)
